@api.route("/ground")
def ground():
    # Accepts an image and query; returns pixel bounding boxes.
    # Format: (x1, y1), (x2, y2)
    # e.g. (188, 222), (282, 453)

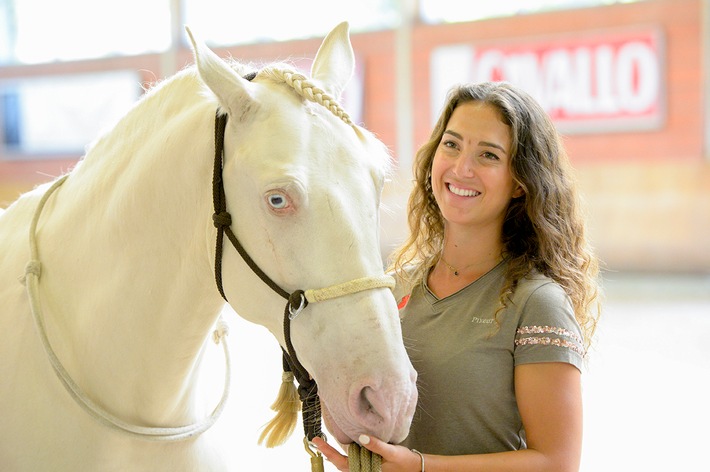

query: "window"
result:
(0, 0), (399, 159)
(1, 0), (171, 64)
(1, 71), (140, 156)
(183, 0), (399, 46)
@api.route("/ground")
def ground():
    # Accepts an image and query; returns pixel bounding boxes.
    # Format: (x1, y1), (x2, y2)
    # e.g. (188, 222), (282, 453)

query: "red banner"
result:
(431, 28), (664, 133)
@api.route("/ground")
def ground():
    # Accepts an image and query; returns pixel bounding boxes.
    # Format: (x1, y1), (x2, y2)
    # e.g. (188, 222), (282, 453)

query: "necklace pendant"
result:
(454, 271), (459, 276)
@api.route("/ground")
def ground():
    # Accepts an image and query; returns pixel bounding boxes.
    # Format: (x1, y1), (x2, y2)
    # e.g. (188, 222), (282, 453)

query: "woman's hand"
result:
(313, 435), (423, 472)
(311, 436), (349, 471)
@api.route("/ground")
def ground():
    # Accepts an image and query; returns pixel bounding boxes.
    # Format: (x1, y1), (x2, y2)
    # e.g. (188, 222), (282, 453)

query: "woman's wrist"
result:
(411, 449), (425, 471)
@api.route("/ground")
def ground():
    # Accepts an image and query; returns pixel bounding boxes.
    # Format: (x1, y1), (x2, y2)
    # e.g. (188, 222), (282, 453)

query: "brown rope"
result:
(210, 108), (322, 443)
(283, 299), (323, 441)
(212, 111), (289, 302)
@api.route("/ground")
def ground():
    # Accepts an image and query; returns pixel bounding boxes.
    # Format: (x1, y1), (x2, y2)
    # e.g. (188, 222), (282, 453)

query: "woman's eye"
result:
(267, 193), (289, 209)
(482, 151), (500, 160)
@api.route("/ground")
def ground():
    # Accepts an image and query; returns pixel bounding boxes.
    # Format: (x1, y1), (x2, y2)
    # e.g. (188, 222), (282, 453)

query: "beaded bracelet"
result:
(411, 449), (425, 472)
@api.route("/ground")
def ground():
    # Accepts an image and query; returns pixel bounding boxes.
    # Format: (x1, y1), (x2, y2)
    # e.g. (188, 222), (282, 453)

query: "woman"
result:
(314, 81), (600, 471)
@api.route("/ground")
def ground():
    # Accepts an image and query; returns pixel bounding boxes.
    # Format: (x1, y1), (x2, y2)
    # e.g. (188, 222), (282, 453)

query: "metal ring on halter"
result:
(288, 291), (308, 320)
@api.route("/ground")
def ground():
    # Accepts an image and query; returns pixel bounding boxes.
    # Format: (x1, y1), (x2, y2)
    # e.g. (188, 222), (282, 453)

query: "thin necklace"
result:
(439, 254), (501, 277)
(439, 257), (477, 277)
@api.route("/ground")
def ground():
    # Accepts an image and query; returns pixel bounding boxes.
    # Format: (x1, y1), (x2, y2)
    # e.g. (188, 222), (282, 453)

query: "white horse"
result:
(0, 23), (417, 471)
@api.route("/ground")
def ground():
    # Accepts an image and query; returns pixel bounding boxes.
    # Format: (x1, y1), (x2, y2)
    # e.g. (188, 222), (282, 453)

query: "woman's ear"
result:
(512, 184), (525, 199)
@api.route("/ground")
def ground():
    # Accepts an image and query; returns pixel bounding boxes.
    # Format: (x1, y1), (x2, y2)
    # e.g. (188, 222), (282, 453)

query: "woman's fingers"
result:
(312, 436), (349, 471)
(359, 435), (423, 472)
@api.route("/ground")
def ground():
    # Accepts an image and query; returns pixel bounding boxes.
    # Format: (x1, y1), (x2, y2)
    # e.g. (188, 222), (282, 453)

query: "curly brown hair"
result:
(388, 81), (600, 350)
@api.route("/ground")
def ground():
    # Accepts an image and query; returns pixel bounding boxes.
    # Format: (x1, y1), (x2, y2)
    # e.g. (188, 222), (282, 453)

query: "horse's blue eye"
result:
(268, 194), (288, 209)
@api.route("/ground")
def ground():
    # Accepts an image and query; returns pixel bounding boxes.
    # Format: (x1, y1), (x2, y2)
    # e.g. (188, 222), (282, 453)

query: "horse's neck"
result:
(37, 72), (225, 424)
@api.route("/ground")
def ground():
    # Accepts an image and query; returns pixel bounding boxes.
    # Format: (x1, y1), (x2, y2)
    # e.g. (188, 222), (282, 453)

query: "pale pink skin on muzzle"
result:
(320, 368), (419, 445)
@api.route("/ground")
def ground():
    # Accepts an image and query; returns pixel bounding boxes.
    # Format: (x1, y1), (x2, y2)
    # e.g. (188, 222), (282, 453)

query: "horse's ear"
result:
(185, 26), (257, 120)
(310, 21), (354, 100)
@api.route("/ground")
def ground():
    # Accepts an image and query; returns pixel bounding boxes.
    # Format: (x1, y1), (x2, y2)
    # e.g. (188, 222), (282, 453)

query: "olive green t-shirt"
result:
(397, 261), (584, 455)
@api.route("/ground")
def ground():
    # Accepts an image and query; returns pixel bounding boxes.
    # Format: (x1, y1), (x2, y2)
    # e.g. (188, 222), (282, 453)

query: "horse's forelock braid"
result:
(261, 66), (352, 126)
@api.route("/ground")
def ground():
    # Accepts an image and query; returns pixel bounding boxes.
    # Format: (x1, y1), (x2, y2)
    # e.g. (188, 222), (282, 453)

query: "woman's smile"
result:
(447, 182), (481, 198)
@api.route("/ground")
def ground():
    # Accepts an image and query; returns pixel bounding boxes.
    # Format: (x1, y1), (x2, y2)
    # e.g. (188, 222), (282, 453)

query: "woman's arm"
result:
(315, 362), (582, 472)
(512, 362), (583, 471)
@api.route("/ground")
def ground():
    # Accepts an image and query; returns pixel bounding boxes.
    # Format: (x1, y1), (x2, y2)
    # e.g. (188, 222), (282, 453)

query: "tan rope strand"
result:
(304, 275), (395, 304)
(348, 443), (382, 472)
(23, 175), (232, 441)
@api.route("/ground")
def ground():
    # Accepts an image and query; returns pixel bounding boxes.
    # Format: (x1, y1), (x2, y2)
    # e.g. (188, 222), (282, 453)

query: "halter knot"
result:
(281, 371), (295, 383)
(212, 318), (229, 344)
(25, 260), (42, 278)
(212, 211), (232, 228)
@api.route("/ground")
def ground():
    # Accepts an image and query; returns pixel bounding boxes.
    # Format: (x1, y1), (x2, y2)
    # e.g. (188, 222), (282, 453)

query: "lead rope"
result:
(348, 444), (382, 472)
(22, 175), (232, 441)
(211, 107), (388, 471)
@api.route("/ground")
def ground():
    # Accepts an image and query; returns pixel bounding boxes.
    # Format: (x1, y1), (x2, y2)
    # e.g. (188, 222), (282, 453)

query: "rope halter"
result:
(211, 70), (393, 471)
(288, 275), (396, 319)
(23, 175), (232, 441)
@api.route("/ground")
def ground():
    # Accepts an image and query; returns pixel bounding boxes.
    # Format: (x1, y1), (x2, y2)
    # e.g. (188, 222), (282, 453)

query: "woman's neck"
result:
(427, 225), (504, 298)
(443, 221), (503, 267)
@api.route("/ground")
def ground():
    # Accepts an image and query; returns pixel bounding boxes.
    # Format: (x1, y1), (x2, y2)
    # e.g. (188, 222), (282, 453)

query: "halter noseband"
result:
(210, 85), (394, 442)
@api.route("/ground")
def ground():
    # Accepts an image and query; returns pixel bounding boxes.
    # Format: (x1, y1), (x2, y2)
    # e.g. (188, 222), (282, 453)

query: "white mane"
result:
(259, 65), (352, 125)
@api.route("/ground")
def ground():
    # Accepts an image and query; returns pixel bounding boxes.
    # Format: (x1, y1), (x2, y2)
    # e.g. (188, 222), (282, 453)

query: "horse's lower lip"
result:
(321, 403), (357, 444)
(328, 422), (355, 445)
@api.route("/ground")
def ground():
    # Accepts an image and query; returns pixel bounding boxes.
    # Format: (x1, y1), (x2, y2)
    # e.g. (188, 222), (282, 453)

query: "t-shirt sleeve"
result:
(513, 281), (585, 371)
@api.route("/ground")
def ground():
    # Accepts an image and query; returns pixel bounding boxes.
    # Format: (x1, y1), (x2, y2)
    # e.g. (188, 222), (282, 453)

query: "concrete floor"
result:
(205, 272), (710, 471)
(580, 273), (710, 471)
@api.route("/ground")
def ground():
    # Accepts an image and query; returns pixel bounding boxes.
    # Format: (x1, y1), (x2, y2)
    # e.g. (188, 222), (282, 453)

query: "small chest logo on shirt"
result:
(397, 294), (411, 310)
(471, 316), (494, 324)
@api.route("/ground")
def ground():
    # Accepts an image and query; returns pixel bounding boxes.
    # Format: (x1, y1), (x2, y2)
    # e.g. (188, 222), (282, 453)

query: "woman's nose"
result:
(453, 154), (475, 177)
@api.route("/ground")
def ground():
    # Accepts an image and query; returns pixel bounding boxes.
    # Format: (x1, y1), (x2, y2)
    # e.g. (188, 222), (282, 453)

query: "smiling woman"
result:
(315, 80), (600, 472)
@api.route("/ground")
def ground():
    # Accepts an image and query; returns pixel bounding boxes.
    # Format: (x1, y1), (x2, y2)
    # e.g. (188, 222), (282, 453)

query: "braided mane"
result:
(259, 66), (353, 126)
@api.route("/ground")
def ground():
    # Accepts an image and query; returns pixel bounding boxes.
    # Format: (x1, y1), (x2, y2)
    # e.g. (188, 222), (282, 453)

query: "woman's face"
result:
(430, 101), (522, 232)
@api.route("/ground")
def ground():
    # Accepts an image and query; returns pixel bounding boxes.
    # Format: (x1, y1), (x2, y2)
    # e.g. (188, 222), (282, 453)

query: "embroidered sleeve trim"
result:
(516, 325), (583, 344)
(515, 325), (585, 357)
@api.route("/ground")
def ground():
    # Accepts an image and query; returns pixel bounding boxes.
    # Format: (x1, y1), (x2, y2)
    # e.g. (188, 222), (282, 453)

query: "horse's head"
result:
(188, 23), (417, 445)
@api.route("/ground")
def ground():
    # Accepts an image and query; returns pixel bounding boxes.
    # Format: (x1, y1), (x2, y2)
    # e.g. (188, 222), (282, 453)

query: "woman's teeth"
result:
(448, 183), (480, 197)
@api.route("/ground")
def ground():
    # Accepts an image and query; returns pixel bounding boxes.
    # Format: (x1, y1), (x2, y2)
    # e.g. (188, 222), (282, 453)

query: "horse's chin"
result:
(321, 403), (355, 445)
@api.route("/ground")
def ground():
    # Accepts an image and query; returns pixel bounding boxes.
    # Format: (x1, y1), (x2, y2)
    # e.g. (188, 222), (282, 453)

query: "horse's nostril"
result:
(359, 387), (379, 416)
(345, 366), (417, 443)
(351, 384), (388, 434)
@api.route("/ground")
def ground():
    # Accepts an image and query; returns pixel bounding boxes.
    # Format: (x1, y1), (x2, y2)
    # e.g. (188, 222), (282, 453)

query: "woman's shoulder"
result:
(512, 271), (570, 307)
(510, 271), (577, 331)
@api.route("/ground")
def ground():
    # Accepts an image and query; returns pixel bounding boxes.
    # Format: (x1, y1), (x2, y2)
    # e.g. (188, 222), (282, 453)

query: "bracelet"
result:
(411, 449), (425, 472)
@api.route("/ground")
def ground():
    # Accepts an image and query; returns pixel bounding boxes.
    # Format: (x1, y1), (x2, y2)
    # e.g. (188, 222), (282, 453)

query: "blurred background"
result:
(1, 0), (708, 470)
